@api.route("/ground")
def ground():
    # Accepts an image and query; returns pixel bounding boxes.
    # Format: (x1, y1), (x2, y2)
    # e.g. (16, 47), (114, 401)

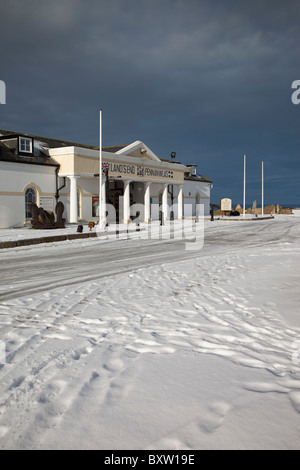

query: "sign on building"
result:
(39, 196), (54, 213)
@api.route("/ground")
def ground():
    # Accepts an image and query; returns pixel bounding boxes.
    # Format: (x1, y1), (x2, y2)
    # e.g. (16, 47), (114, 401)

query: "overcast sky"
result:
(0, 0), (299, 205)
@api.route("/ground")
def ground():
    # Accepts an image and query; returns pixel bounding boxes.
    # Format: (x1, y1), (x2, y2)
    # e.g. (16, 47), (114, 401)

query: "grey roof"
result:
(102, 145), (128, 153)
(0, 130), (128, 152)
(0, 131), (60, 167)
(0, 129), (100, 150)
(0, 129), (131, 164)
(184, 174), (212, 183)
(0, 130), (212, 182)
(0, 142), (59, 167)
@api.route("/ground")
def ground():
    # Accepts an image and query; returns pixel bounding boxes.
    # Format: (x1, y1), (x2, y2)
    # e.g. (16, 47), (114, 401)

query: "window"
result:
(19, 137), (33, 154)
(25, 187), (36, 219)
(92, 196), (99, 218)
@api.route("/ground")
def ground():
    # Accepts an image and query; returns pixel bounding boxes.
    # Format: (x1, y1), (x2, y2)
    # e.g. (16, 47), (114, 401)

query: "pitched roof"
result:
(0, 131), (60, 167)
(102, 145), (128, 153)
(0, 130), (212, 182)
(0, 130), (130, 152)
(0, 129), (99, 150)
(0, 130), (129, 167)
(184, 174), (212, 183)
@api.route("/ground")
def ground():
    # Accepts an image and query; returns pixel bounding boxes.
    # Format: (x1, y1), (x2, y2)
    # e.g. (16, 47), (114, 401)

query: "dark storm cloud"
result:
(0, 0), (300, 204)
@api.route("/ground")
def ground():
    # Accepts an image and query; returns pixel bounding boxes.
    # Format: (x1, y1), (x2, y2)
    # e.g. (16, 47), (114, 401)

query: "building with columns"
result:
(0, 130), (212, 228)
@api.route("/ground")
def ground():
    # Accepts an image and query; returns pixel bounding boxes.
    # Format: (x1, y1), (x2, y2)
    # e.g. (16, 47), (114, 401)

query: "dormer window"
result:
(19, 137), (33, 154)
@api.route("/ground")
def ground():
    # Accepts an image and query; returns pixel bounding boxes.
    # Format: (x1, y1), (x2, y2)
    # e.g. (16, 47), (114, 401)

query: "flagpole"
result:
(243, 154), (246, 217)
(99, 108), (103, 226)
(262, 160), (264, 216)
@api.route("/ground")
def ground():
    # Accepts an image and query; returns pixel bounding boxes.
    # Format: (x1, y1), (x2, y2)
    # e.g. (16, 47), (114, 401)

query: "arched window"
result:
(25, 187), (36, 219)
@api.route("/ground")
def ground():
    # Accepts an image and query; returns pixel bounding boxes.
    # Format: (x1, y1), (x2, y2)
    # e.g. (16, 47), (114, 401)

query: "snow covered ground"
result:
(0, 215), (299, 449)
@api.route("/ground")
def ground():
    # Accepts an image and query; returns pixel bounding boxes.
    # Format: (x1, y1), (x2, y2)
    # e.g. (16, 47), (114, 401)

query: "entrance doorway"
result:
(110, 189), (123, 223)
(107, 180), (123, 224)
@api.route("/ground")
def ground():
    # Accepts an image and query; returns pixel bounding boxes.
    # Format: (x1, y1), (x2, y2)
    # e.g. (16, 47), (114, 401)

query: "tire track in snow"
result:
(0, 271), (145, 448)
(0, 217), (300, 448)
(0, 217), (298, 302)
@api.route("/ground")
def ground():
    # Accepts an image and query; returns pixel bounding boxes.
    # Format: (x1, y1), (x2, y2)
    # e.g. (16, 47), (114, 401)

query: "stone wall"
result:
(213, 203), (293, 216)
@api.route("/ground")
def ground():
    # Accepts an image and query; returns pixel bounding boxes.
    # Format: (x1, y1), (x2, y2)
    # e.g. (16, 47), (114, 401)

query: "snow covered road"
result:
(0, 216), (299, 449)
(0, 216), (298, 301)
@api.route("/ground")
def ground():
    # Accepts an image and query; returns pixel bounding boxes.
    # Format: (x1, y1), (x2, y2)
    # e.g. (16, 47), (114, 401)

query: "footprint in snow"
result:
(198, 401), (231, 433)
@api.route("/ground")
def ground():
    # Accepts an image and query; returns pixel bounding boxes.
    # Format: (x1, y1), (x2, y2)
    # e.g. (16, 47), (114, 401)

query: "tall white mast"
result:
(99, 108), (103, 226)
(243, 154), (246, 217)
(262, 160), (264, 216)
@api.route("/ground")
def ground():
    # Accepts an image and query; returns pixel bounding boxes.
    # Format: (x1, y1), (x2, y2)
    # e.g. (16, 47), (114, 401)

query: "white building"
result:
(0, 130), (212, 228)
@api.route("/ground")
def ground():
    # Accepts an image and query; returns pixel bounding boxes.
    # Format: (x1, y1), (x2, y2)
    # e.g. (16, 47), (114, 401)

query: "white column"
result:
(123, 180), (131, 224)
(144, 182), (151, 223)
(99, 109), (103, 226)
(162, 183), (169, 221)
(68, 175), (79, 223)
(177, 184), (183, 220)
(262, 160), (264, 216)
(243, 154), (246, 218)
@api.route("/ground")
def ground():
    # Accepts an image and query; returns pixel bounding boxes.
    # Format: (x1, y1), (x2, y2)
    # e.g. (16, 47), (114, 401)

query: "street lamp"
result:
(169, 152), (176, 220)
